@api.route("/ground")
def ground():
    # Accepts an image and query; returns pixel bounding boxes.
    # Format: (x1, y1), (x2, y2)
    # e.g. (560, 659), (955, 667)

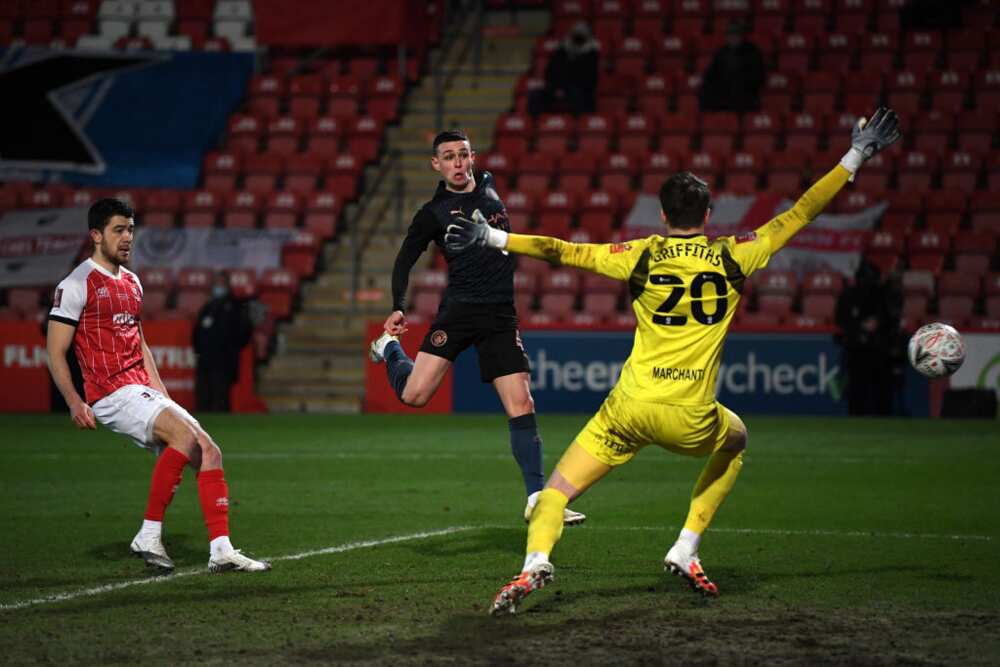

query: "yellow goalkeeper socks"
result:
(525, 488), (567, 565)
(682, 449), (744, 536)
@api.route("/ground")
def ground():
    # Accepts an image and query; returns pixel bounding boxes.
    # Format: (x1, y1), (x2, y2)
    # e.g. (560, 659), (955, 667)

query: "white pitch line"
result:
(0, 526), (473, 613)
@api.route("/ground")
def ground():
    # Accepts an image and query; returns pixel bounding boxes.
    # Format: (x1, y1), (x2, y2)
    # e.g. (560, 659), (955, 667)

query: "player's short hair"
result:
(88, 198), (134, 232)
(432, 130), (470, 155)
(659, 172), (711, 230)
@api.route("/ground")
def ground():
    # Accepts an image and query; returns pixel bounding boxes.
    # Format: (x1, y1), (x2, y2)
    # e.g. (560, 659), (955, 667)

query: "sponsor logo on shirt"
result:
(609, 243), (632, 254)
(96, 286), (110, 298)
(736, 231), (757, 244)
(53, 288), (62, 308)
(112, 312), (136, 326)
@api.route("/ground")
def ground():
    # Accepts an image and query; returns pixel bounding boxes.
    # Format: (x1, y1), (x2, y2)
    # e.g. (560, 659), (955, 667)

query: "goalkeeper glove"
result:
(444, 209), (507, 253)
(840, 106), (902, 176)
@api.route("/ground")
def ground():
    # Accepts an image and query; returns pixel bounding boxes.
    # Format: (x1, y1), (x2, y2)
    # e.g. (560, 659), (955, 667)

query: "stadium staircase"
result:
(257, 8), (550, 413)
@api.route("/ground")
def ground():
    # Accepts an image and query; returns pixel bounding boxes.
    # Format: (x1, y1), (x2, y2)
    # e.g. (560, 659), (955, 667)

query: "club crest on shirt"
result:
(96, 286), (110, 298)
(430, 330), (448, 347)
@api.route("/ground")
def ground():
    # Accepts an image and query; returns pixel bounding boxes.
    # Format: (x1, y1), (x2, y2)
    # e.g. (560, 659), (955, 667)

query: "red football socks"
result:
(197, 468), (230, 540)
(144, 447), (189, 521)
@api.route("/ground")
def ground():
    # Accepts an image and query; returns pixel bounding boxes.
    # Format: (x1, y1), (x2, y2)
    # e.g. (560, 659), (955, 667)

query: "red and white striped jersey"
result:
(49, 258), (150, 404)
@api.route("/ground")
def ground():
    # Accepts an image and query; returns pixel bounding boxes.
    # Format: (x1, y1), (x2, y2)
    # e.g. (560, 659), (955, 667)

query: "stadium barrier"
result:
(0, 321), (263, 413)
(364, 323), (958, 418)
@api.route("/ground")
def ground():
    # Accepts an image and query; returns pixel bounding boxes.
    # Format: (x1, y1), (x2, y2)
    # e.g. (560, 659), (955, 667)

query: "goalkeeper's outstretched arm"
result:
(756, 106), (901, 254)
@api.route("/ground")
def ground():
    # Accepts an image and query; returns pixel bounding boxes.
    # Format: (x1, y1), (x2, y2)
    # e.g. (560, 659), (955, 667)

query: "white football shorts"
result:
(92, 384), (200, 451)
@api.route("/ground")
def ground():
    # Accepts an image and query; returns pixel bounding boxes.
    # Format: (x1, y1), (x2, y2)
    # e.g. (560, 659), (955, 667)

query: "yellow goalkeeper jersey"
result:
(506, 165), (851, 405)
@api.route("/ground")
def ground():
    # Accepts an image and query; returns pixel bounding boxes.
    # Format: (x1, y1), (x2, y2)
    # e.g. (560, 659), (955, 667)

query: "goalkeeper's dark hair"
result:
(88, 198), (134, 232)
(432, 130), (470, 155)
(659, 172), (711, 230)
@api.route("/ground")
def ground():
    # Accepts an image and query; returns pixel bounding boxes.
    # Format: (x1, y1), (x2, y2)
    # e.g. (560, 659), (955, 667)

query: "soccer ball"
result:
(907, 323), (966, 378)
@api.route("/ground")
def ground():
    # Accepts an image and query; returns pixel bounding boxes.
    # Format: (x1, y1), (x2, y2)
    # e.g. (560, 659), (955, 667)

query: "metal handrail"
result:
(348, 150), (402, 312)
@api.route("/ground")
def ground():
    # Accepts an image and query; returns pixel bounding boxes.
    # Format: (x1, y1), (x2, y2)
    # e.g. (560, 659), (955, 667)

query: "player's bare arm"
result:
(139, 327), (169, 397)
(755, 107), (902, 254)
(46, 320), (96, 430)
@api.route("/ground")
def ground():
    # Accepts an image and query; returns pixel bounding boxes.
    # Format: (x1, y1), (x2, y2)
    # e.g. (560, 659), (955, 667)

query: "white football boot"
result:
(208, 549), (272, 573)
(523, 491), (587, 526)
(490, 561), (554, 616)
(369, 332), (399, 363)
(664, 542), (719, 597)
(129, 531), (175, 572)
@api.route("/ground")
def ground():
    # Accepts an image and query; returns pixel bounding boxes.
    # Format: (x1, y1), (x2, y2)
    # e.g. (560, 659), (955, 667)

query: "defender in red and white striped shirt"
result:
(47, 198), (269, 574)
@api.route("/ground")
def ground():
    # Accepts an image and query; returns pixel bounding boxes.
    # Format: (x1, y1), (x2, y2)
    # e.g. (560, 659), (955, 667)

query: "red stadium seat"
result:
(284, 153), (324, 195)
(613, 35), (648, 78)
(868, 230), (903, 255)
(766, 152), (808, 192)
(345, 116), (382, 163)
(885, 71), (924, 117)
(536, 114), (574, 154)
(724, 153), (760, 194)
(654, 34), (689, 72)
(366, 76), (402, 123)
(304, 116), (343, 155)
(911, 111), (955, 154)
(517, 152), (557, 197)
(952, 232), (996, 275)
(636, 73), (672, 118)
(760, 72), (796, 113)
(557, 152), (599, 196)
(801, 72), (841, 114)
(756, 270), (797, 299)
(265, 116), (302, 157)
(303, 192), (340, 239)
(325, 154), (361, 199)
(539, 293), (576, 318)
(842, 73), (883, 117)
(816, 33), (855, 74)
(143, 190), (181, 229)
(577, 114), (613, 155)
(685, 152), (721, 189)
(258, 268), (298, 319)
(902, 269), (935, 297)
(974, 70), (1000, 111)
(700, 113), (739, 157)
(927, 70), (970, 114)
(786, 113), (823, 154)
(248, 74), (284, 117)
(776, 33), (813, 74)
(895, 151), (937, 192)
(263, 191), (301, 229)
(242, 153), (284, 195)
(742, 111), (781, 155)
(857, 32), (897, 72)
(617, 114), (657, 158)
(955, 111), (995, 153)
(597, 153), (638, 197)
(182, 190), (221, 228)
(202, 151), (240, 193)
(223, 192), (261, 229)
(226, 114), (263, 155)
(937, 272), (981, 299)
(281, 230), (320, 278)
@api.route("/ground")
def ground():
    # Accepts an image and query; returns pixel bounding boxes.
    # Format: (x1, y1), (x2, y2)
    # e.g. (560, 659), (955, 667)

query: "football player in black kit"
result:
(369, 130), (585, 526)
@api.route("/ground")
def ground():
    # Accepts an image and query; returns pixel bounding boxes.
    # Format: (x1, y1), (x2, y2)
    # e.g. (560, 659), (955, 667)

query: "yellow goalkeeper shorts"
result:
(574, 388), (733, 466)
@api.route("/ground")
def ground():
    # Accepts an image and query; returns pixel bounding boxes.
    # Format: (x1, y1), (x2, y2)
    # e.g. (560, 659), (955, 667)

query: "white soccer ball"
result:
(907, 323), (966, 378)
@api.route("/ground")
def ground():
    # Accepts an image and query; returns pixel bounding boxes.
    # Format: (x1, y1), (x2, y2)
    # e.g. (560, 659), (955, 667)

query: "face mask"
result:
(212, 285), (228, 299)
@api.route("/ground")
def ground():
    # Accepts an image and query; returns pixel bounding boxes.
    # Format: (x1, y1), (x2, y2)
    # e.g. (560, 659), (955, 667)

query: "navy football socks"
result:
(384, 340), (413, 402)
(509, 413), (545, 495)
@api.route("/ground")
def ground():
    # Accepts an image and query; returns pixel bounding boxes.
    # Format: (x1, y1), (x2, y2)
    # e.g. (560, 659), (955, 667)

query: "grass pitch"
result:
(1, 413), (998, 665)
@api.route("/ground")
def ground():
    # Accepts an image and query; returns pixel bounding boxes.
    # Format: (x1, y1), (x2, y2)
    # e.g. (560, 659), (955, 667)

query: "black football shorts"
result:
(419, 301), (530, 383)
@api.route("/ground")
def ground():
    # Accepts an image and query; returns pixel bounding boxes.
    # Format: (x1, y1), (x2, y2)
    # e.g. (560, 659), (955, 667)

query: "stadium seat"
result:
(742, 111), (780, 155)
(785, 113), (823, 154)
(557, 152), (598, 196)
(517, 153), (557, 197)
(724, 153), (760, 194)
(817, 33), (855, 73)
(613, 35), (648, 79)
(970, 191), (1000, 234)
(537, 191), (575, 236)
(242, 153), (284, 195)
(685, 152), (721, 189)
(636, 73), (672, 118)
(282, 153), (323, 195)
(248, 74), (284, 117)
(536, 114), (573, 154)
(512, 272), (537, 315)
(223, 191), (261, 229)
(776, 33), (813, 74)
(617, 114), (657, 158)
(227, 268), (256, 300)
(986, 275), (1000, 318)
(203, 151), (240, 193)
(801, 73), (840, 115)
(263, 192), (301, 229)
(902, 269), (935, 298)
(303, 192), (340, 239)
(325, 154), (361, 199)
(956, 111), (995, 153)
(895, 151), (937, 192)
(495, 114), (532, 158)
(182, 190), (221, 228)
(760, 71), (796, 113)
(143, 190), (182, 229)
(928, 70), (970, 114)
(304, 116), (343, 155)
(576, 114), (613, 154)
(258, 268), (298, 319)
(910, 111), (954, 154)
(175, 268), (213, 316)
(700, 113), (739, 156)
(226, 114), (262, 155)
(504, 191), (535, 233)
(766, 152), (808, 192)
(345, 116), (382, 164)
(281, 230), (321, 278)
(539, 293), (576, 318)
(952, 231), (996, 274)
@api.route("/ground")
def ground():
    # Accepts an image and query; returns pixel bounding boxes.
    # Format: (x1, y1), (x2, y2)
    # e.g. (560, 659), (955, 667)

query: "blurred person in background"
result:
(698, 19), (766, 113)
(192, 271), (252, 412)
(529, 21), (600, 116)
(835, 260), (902, 416)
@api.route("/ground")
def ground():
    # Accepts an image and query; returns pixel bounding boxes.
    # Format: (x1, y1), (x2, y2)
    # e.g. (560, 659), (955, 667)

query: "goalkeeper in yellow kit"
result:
(445, 107), (901, 615)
